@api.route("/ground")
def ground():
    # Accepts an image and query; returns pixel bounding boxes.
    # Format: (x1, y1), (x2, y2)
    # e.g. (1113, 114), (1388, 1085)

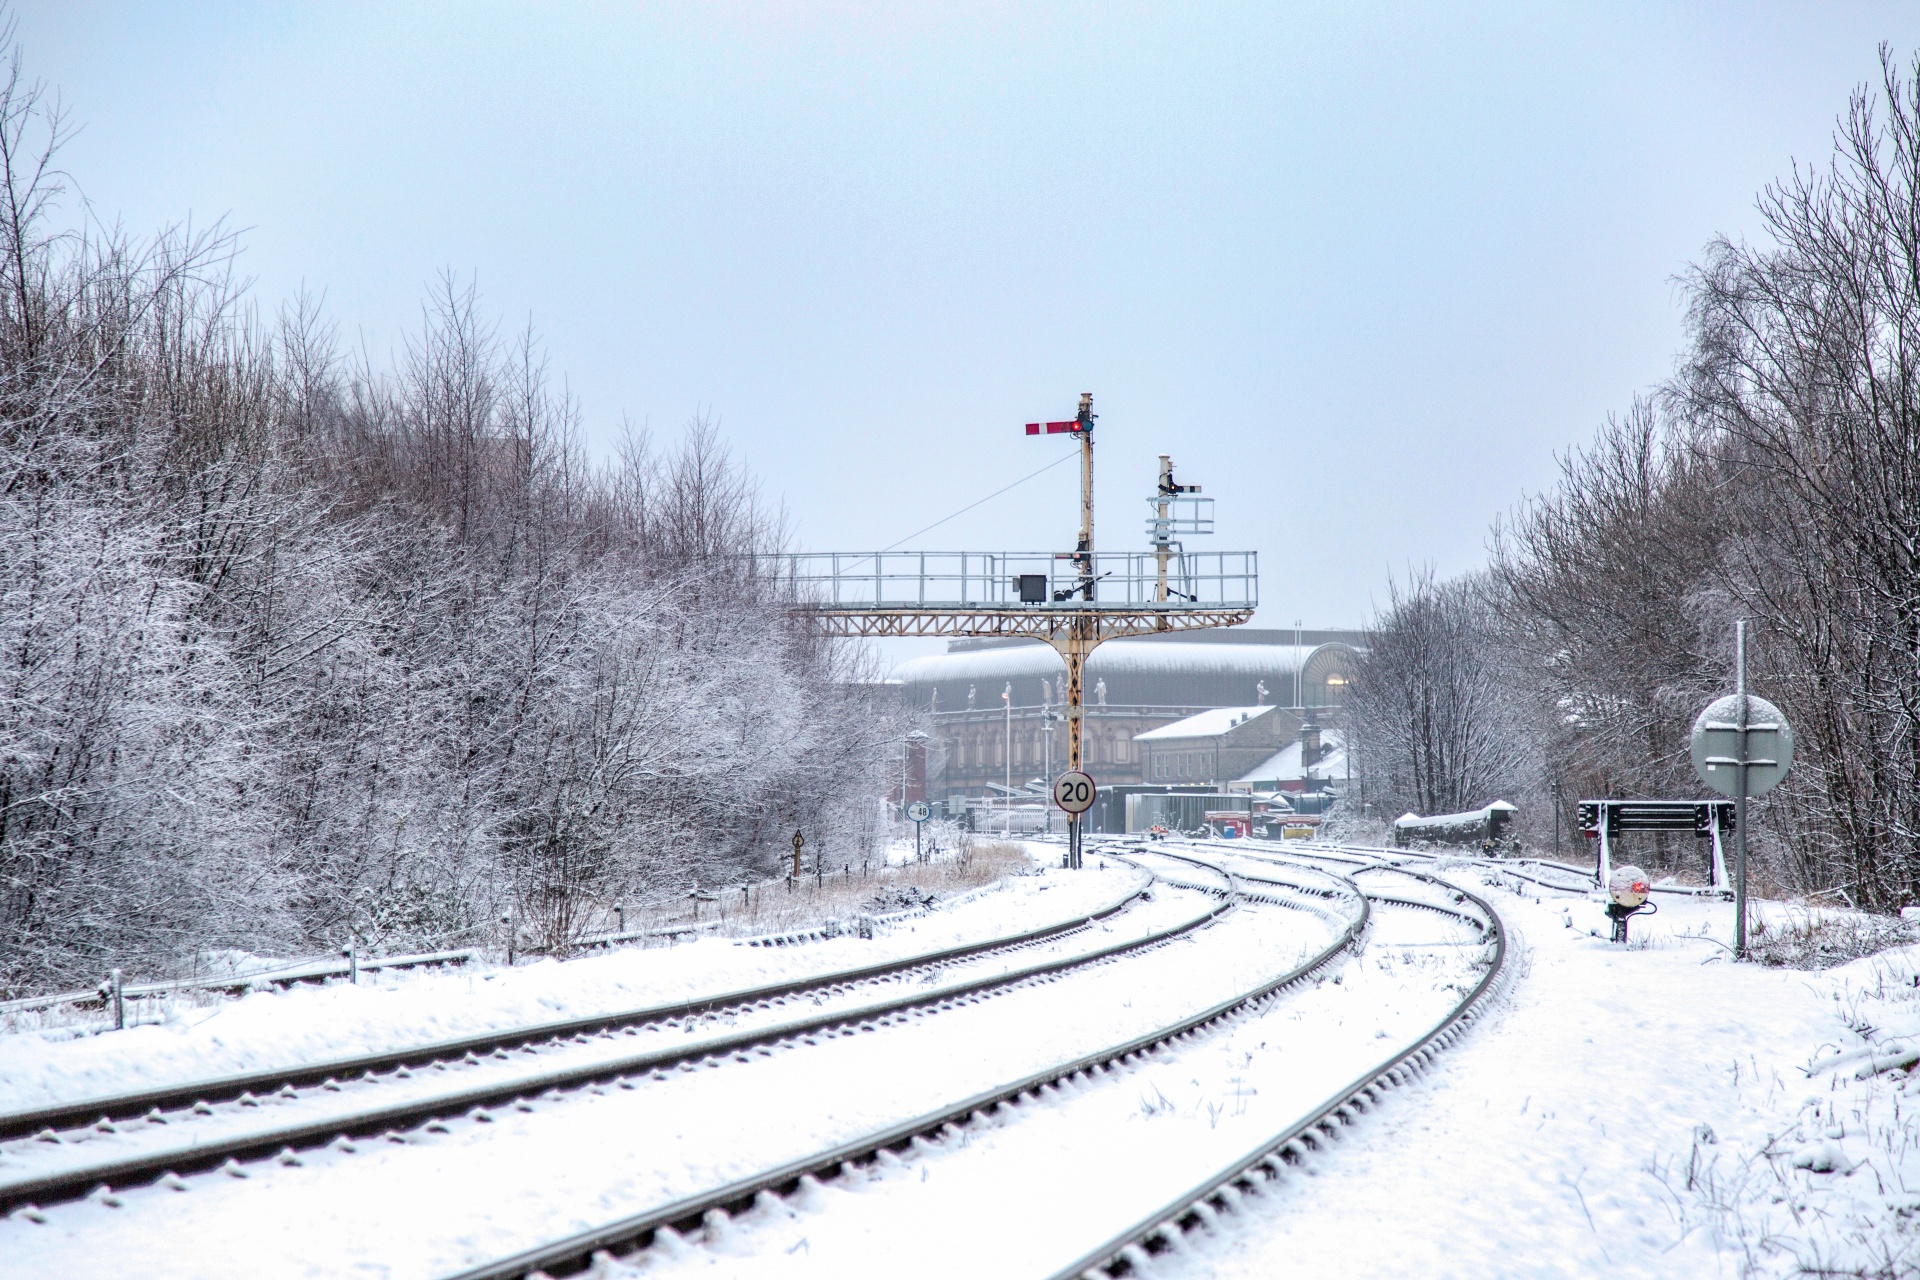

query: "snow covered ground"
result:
(0, 856), (1130, 1114)
(0, 869), (1338, 1280)
(0, 886), (1219, 1196)
(1172, 851), (1920, 1279)
(596, 894), (1481, 1279)
(4, 840), (1915, 1280)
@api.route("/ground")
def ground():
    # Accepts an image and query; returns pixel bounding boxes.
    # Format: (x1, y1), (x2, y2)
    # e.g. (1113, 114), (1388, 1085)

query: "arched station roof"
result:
(888, 637), (1360, 711)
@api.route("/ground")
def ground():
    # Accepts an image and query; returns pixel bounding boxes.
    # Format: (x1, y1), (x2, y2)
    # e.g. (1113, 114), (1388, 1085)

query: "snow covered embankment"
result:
(1186, 867), (1920, 1280)
(1674, 944), (1920, 1278)
(0, 856), (1126, 1115)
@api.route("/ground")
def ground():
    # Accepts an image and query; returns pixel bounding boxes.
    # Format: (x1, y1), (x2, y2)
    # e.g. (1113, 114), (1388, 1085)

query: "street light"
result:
(1294, 618), (1303, 709)
(1003, 682), (1013, 838)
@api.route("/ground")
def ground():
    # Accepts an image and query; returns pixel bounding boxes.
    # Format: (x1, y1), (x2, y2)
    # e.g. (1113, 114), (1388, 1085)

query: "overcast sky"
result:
(18, 2), (1910, 658)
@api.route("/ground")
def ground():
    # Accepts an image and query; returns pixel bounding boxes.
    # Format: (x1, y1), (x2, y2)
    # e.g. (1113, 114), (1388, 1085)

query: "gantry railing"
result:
(762, 550), (1258, 612)
(754, 550), (1257, 639)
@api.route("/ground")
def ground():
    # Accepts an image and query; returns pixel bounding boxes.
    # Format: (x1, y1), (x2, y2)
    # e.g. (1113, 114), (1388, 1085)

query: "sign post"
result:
(1690, 620), (1793, 959)
(1053, 770), (1096, 870)
(790, 830), (805, 882)
(906, 800), (932, 862)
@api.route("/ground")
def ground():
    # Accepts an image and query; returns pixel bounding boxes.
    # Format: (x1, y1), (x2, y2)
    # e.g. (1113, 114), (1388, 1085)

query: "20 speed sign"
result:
(1052, 770), (1096, 814)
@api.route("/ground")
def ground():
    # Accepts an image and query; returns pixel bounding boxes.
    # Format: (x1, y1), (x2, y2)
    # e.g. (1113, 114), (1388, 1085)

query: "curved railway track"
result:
(449, 839), (1503, 1280)
(4, 841), (1512, 1280)
(433, 853), (1370, 1280)
(2, 880), (1235, 1216)
(1037, 840), (1510, 1279)
(0, 879), (1154, 1146)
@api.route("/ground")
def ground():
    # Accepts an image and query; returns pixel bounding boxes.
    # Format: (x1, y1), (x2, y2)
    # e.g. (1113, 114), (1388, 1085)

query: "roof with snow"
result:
(1235, 733), (1349, 785)
(888, 641), (1326, 686)
(1393, 800), (1517, 828)
(1133, 706), (1276, 741)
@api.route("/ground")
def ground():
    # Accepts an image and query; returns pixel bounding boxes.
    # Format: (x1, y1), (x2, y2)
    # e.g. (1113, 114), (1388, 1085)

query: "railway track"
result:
(0, 877), (1154, 1146)
(1036, 840), (1510, 1279)
(1330, 839), (1724, 899)
(0, 877), (1242, 1217)
(3, 842), (1508, 1280)
(430, 850), (1371, 1280)
(436, 839), (1500, 1280)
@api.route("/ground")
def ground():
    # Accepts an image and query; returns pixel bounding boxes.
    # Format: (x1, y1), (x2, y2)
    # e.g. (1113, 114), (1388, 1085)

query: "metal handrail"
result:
(760, 549), (1258, 611)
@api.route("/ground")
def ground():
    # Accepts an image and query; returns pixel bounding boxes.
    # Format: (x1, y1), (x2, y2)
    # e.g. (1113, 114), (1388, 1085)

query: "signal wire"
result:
(849, 449), (1079, 569)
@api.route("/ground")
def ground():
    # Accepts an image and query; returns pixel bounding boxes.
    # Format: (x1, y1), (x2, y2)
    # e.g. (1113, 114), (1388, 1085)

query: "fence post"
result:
(344, 940), (358, 985)
(501, 909), (514, 967)
(109, 968), (124, 1031)
(614, 903), (626, 935)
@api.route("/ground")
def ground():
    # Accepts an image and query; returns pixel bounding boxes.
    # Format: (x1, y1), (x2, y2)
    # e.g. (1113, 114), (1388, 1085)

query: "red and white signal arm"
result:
(1053, 771), (1097, 814)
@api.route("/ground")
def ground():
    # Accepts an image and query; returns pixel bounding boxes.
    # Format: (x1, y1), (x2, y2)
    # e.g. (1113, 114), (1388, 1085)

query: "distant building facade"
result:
(887, 629), (1362, 800)
(1136, 706), (1291, 785)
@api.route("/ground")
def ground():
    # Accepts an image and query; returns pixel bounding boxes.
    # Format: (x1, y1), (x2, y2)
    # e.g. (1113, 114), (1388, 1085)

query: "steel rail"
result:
(0, 886), (1219, 1216)
(0, 948), (480, 1017)
(1134, 842), (1492, 933)
(0, 881), (1154, 1145)
(1327, 839), (1721, 898)
(1040, 848), (1509, 1280)
(1125, 849), (1348, 904)
(1208, 836), (1585, 901)
(434, 855), (1369, 1280)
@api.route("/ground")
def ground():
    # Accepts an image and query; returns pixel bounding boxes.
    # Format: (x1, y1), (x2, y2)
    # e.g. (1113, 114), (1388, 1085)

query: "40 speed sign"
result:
(1052, 770), (1096, 814)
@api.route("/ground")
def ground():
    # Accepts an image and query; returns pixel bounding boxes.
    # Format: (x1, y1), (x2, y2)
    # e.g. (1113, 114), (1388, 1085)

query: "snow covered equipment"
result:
(1392, 801), (1517, 851)
(1605, 864), (1654, 943)
(1577, 798), (1735, 897)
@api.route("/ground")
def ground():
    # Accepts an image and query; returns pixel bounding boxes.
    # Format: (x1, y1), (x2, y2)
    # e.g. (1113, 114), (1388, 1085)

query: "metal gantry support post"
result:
(776, 393), (1258, 872)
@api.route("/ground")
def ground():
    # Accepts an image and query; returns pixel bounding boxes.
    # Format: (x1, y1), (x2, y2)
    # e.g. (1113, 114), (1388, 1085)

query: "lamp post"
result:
(1294, 618), (1303, 709)
(1003, 682), (1013, 838)
(1043, 703), (1056, 835)
(1735, 621), (1749, 957)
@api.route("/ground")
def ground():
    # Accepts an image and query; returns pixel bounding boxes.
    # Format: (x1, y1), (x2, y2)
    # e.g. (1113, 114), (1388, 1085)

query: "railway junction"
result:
(3, 831), (1907, 1278)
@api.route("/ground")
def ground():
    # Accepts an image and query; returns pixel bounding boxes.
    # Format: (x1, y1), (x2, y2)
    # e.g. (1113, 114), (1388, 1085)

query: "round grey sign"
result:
(1690, 693), (1793, 799)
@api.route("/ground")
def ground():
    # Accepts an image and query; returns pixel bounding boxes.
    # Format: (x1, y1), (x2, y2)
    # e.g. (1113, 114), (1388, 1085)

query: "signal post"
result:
(769, 395), (1258, 866)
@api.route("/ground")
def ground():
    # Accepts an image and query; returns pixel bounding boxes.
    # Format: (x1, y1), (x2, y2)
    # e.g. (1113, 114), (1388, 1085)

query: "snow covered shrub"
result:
(0, 34), (900, 992)
(1662, 949), (1920, 1277)
(1745, 910), (1918, 971)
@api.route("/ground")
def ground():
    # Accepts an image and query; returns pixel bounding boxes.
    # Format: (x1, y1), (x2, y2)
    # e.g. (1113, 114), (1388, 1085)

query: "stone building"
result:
(886, 629), (1362, 801)
(1135, 706), (1291, 785)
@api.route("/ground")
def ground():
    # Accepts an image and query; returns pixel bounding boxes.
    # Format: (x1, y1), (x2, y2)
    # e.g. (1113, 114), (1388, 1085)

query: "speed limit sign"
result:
(1052, 770), (1096, 814)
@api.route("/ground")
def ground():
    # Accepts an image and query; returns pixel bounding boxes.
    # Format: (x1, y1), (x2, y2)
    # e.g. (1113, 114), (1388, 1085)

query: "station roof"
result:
(889, 641), (1329, 686)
